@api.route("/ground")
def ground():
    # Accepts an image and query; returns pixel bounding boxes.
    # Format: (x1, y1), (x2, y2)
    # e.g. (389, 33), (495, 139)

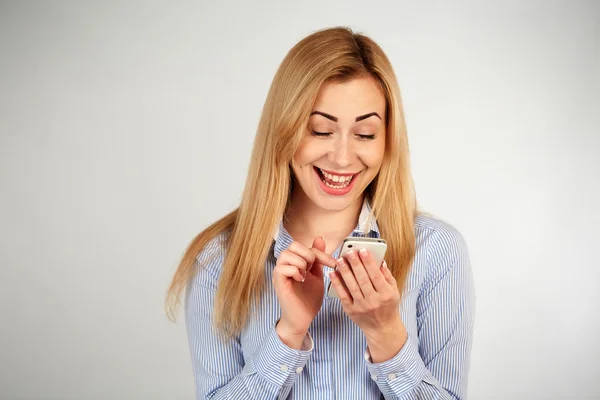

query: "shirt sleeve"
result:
(185, 234), (314, 400)
(363, 224), (476, 399)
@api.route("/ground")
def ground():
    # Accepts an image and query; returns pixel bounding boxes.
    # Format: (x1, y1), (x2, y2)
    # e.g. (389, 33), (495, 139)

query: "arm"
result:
(185, 236), (313, 399)
(364, 225), (476, 399)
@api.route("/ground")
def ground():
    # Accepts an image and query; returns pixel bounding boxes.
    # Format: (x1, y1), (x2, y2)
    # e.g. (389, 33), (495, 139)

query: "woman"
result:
(166, 26), (475, 399)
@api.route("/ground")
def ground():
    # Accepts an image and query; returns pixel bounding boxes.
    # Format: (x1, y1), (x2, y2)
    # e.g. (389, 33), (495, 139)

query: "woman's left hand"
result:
(329, 248), (408, 362)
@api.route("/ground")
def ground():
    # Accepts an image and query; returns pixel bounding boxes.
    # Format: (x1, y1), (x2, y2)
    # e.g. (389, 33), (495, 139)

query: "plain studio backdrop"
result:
(1, 1), (599, 399)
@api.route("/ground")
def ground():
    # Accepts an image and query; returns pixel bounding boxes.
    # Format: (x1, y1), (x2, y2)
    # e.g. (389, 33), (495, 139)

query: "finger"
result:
(287, 242), (316, 270)
(275, 264), (305, 282)
(330, 270), (353, 307)
(311, 235), (326, 253)
(345, 249), (375, 297)
(358, 249), (389, 292)
(278, 252), (307, 281)
(381, 261), (398, 288)
(279, 250), (308, 274)
(309, 235), (326, 274)
(336, 256), (364, 300)
(310, 247), (337, 277)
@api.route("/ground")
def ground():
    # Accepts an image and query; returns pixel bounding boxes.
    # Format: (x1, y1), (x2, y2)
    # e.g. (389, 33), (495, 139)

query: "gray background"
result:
(1, 1), (599, 399)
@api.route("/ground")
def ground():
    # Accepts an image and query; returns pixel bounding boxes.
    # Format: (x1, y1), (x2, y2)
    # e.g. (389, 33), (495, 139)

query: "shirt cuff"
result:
(364, 334), (427, 397)
(251, 323), (314, 387)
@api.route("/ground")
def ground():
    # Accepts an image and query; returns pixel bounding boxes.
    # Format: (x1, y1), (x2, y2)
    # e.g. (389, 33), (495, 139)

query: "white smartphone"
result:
(327, 237), (387, 298)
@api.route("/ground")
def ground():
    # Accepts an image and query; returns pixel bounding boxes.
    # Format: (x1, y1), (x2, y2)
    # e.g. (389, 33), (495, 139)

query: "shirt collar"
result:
(272, 198), (380, 259)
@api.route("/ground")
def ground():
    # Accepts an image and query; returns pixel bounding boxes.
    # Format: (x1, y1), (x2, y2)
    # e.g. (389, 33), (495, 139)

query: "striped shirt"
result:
(185, 200), (475, 399)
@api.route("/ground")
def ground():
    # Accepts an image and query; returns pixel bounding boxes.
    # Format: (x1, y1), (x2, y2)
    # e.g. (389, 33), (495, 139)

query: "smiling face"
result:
(291, 76), (387, 211)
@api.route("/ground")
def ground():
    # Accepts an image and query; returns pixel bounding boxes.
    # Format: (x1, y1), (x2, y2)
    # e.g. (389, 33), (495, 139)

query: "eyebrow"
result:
(310, 111), (381, 122)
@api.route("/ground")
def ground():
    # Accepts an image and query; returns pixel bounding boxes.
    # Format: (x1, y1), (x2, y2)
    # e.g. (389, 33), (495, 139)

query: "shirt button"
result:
(388, 373), (396, 381)
(371, 374), (377, 381)
(296, 367), (303, 373)
(280, 364), (288, 372)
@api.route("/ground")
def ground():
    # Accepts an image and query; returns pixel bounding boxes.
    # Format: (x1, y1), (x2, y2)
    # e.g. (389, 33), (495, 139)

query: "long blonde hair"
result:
(165, 26), (417, 338)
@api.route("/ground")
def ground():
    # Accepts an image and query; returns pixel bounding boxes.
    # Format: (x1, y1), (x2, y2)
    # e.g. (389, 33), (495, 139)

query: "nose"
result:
(328, 135), (354, 168)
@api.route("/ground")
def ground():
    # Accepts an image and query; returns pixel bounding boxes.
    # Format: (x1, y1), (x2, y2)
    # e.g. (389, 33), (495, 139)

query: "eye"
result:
(357, 133), (376, 140)
(311, 131), (332, 137)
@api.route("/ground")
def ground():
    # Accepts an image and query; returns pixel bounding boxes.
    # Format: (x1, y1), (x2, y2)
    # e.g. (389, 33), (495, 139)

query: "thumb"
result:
(309, 235), (326, 276)
(312, 235), (326, 252)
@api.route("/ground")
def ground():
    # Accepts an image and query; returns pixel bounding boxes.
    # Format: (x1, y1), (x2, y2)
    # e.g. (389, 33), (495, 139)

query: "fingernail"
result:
(359, 248), (369, 258)
(382, 260), (388, 269)
(336, 257), (345, 267)
(347, 250), (356, 260)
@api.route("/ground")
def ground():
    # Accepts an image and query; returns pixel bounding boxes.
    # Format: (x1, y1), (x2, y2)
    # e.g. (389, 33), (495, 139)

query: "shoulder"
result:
(414, 212), (470, 274)
(191, 230), (230, 291)
(415, 212), (467, 245)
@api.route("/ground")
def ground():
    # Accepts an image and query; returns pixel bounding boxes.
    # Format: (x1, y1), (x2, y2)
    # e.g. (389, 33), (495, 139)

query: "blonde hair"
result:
(165, 26), (418, 338)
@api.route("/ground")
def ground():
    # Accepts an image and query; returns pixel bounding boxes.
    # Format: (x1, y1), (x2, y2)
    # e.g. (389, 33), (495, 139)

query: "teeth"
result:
(319, 168), (352, 182)
(324, 180), (350, 189)
(318, 168), (354, 189)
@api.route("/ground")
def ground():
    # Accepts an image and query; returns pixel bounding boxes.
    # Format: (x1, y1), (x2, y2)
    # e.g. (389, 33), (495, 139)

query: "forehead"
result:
(312, 76), (386, 121)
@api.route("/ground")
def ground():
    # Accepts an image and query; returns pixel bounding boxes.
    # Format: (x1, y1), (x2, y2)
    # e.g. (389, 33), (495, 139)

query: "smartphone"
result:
(327, 237), (387, 298)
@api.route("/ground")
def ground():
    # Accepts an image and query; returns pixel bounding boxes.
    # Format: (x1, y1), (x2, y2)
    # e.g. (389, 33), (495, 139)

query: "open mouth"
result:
(313, 167), (358, 190)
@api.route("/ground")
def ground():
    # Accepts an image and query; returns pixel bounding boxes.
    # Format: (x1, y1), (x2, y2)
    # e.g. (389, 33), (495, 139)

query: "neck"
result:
(284, 188), (364, 241)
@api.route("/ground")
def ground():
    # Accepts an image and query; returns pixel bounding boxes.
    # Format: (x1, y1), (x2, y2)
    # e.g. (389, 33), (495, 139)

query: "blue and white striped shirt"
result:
(185, 201), (475, 399)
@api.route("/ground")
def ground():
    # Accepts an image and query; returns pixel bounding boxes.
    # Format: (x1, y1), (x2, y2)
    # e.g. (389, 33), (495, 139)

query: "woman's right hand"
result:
(272, 236), (336, 348)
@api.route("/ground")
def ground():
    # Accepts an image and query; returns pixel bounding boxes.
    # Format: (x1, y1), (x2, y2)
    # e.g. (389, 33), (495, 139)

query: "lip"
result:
(313, 166), (359, 196)
(316, 167), (359, 177)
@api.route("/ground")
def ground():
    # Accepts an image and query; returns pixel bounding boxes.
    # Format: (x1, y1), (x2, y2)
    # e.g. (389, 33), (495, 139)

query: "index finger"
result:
(310, 247), (337, 269)
(360, 251), (389, 293)
(287, 241), (317, 266)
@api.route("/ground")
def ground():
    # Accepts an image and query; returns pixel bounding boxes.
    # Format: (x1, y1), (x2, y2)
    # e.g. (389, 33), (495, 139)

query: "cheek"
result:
(357, 143), (385, 168)
(294, 139), (325, 165)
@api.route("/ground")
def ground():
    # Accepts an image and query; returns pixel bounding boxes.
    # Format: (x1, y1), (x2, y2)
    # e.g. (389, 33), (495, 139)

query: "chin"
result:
(310, 186), (366, 211)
